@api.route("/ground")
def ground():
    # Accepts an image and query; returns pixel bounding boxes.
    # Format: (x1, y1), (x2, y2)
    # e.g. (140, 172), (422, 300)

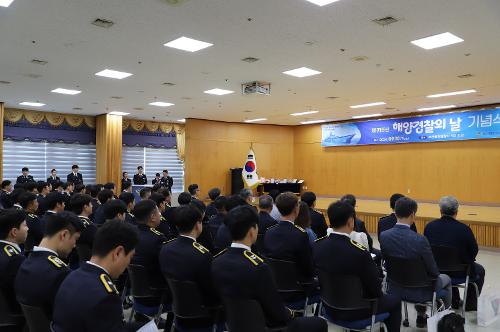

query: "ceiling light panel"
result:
(411, 32), (464, 50)
(164, 36), (213, 52)
(283, 67), (322, 78)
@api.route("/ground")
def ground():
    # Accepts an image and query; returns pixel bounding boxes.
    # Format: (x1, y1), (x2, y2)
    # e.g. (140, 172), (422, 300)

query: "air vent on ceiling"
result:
(458, 74), (474, 79)
(162, 82), (176, 86)
(0, 80), (11, 85)
(110, 96), (124, 99)
(243, 110), (253, 113)
(72, 107), (83, 111)
(327, 96), (338, 100)
(372, 16), (399, 26)
(31, 59), (48, 65)
(92, 18), (114, 28)
(181, 97), (192, 100)
(351, 56), (369, 62)
(133, 107), (144, 111)
(242, 57), (259, 63)
(163, 0), (188, 5)
(24, 73), (42, 79)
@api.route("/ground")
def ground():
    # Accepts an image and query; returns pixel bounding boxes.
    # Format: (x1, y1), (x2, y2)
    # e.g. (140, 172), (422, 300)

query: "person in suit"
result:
(300, 191), (328, 238)
(380, 197), (452, 328)
(0, 209), (28, 319)
(268, 189), (282, 221)
(19, 192), (42, 253)
(15, 212), (83, 318)
(212, 205), (327, 332)
(67, 165), (83, 186)
(121, 172), (132, 190)
(1, 180), (14, 209)
(239, 188), (254, 205)
(206, 188), (221, 220)
(160, 204), (221, 329)
(257, 195), (278, 236)
(47, 169), (60, 188)
(378, 193), (417, 239)
(52, 220), (141, 332)
(36, 181), (50, 216)
(214, 195), (247, 254)
(152, 173), (162, 185)
(133, 166), (147, 185)
(295, 201), (317, 245)
(71, 194), (97, 263)
(313, 201), (401, 332)
(424, 196), (485, 310)
(93, 189), (114, 225)
(16, 167), (35, 184)
(160, 169), (174, 193)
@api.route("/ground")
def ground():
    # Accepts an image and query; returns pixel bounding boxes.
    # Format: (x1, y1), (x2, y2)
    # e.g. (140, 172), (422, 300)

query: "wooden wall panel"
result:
(96, 114), (122, 188)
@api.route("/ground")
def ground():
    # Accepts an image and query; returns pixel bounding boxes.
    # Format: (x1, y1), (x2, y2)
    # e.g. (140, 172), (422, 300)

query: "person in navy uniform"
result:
(67, 165), (83, 186)
(150, 193), (172, 238)
(214, 195), (247, 254)
(313, 201), (402, 332)
(160, 169), (174, 193)
(133, 166), (147, 185)
(36, 181), (50, 216)
(263, 192), (314, 283)
(121, 172), (132, 190)
(160, 204), (221, 329)
(424, 196), (486, 311)
(340, 194), (375, 252)
(52, 220), (140, 332)
(258, 195), (278, 236)
(212, 205), (327, 332)
(16, 167), (35, 184)
(47, 169), (60, 188)
(300, 192), (328, 238)
(208, 196), (227, 240)
(152, 173), (162, 185)
(42, 192), (66, 227)
(71, 194), (97, 262)
(0, 209), (28, 318)
(205, 187), (221, 219)
(1, 180), (14, 209)
(378, 193), (417, 238)
(15, 212), (83, 318)
(19, 192), (42, 253)
(93, 189), (114, 225)
(119, 192), (136, 226)
(130, 199), (167, 309)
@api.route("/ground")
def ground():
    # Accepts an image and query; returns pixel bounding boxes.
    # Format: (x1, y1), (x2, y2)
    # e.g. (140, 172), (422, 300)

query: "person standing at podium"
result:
(67, 165), (83, 186)
(47, 169), (60, 188)
(121, 172), (131, 190)
(133, 166), (147, 185)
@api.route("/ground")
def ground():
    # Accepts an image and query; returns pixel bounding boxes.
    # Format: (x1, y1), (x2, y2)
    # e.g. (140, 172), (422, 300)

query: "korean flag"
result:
(242, 148), (260, 189)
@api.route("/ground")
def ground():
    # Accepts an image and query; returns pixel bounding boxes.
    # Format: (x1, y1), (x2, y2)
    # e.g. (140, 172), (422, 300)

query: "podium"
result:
(257, 183), (303, 195)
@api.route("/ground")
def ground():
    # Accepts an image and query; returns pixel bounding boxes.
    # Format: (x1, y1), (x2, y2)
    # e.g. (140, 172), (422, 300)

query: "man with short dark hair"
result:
(380, 197), (451, 327)
(150, 193), (171, 237)
(93, 189), (114, 225)
(188, 184), (200, 199)
(36, 181), (50, 216)
(103, 183), (116, 195)
(424, 196), (485, 310)
(102, 200), (128, 223)
(160, 169), (174, 193)
(71, 194), (96, 262)
(314, 201), (401, 332)
(10, 188), (26, 210)
(214, 195), (247, 253)
(42, 192), (66, 232)
(208, 196), (227, 239)
(378, 193), (417, 238)
(19, 192), (42, 253)
(121, 172), (131, 190)
(15, 212), (83, 317)
(340, 194), (374, 251)
(139, 187), (152, 200)
(258, 195), (277, 236)
(0, 180), (13, 209)
(239, 188), (253, 205)
(47, 169), (60, 188)
(133, 166), (147, 185)
(0, 209), (28, 317)
(206, 187), (221, 219)
(212, 205), (327, 332)
(67, 165), (83, 186)
(300, 191), (328, 238)
(53, 220), (140, 332)
(178, 191), (192, 205)
(17, 167), (35, 184)
(119, 192), (136, 225)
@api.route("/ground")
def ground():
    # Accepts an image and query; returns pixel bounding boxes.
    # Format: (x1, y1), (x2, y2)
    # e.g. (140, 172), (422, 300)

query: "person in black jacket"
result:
(206, 188), (221, 220)
(133, 166), (147, 185)
(300, 191), (328, 238)
(16, 167), (35, 184)
(208, 196), (226, 240)
(19, 192), (42, 254)
(378, 193), (417, 238)
(71, 194), (97, 263)
(340, 194), (374, 252)
(47, 169), (60, 188)
(257, 195), (277, 236)
(160, 169), (174, 193)
(67, 165), (83, 186)
(121, 172), (132, 190)
(0, 180), (13, 209)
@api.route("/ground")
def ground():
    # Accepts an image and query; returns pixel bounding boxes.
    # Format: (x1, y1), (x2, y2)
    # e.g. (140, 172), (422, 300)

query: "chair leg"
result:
(128, 306), (135, 323)
(370, 313), (376, 332)
(403, 302), (409, 327)
(431, 292), (437, 316)
(170, 320), (175, 332)
(462, 276), (470, 317)
(304, 297), (309, 316)
(154, 303), (164, 324)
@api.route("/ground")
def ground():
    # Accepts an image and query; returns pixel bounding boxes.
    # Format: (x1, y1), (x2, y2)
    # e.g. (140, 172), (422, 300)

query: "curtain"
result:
(96, 115), (123, 188)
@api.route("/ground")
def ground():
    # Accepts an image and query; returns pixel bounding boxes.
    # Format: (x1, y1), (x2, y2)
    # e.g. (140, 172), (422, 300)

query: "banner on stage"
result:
(321, 108), (500, 147)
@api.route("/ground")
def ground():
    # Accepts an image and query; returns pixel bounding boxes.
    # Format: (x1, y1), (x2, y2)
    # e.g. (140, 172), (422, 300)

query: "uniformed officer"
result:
(212, 205), (327, 332)
(378, 193), (417, 238)
(119, 192), (136, 225)
(160, 169), (174, 192)
(263, 192), (314, 283)
(0, 209), (28, 317)
(52, 220), (140, 332)
(121, 171), (132, 190)
(41, 192), (66, 228)
(93, 189), (114, 225)
(16, 167), (35, 185)
(133, 166), (147, 185)
(0, 180), (13, 209)
(301, 191), (328, 238)
(67, 165), (83, 186)
(313, 201), (401, 332)
(19, 192), (42, 253)
(71, 194), (96, 262)
(152, 173), (162, 185)
(47, 169), (60, 188)
(15, 212), (83, 317)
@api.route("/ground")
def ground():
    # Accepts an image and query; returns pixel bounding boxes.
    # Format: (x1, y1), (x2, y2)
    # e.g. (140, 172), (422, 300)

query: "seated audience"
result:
(295, 201), (317, 245)
(239, 188), (253, 205)
(301, 191), (328, 238)
(119, 192), (136, 225)
(188, 184), (203, 205)
(0, 180), (13, 209)
(380, 197), (451, 328)
(212, 205), (327, 332)
(139, 187), (152, 201)
(93, 189), (114, 224)
(36, 181), (50, 215)
(340, 194), (373, 251)
(313, 201), (401, 332)
(52, 220), (140, 332)
(74, 183), (86, 195)
(206, 187), (221, 219)
(19, 192), (42, 253)
(208, 196), (227, 239)
(42, 192), (66, 224)
(10, 188), (26, 210)
(15, 212), (83, 317)
(268, 189), (282, 221)
(378, 193), (417, 238)
(214, 195), (247, 253)
(150, 192), (172, 238)
(103, 183), (116, 196)
(257, 195), (278, 236)
(424, 196), (485, 310)
(103, 200), (128, 223)
(71, 194), (97, 262)
(190, 199), (215, 253)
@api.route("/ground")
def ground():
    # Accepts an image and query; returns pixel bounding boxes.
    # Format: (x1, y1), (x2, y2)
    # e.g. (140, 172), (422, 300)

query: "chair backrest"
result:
(384, 255), (434, 289)
(317, 271), (371, 310)
(431, 246), (470, 274)
(223, 297), (268, 332)
(20, 303), (50, 332)
(255, 234), (265, 254)
(76, 244), (92, 263)
(265, 257), (303, 293)
(167, 278), (210, 319)
(127, 264), (155, 298)
(0, 290), (23, 326)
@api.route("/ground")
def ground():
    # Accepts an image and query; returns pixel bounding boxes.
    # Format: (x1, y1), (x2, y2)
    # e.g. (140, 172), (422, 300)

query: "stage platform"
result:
(315, 197), (500, 249)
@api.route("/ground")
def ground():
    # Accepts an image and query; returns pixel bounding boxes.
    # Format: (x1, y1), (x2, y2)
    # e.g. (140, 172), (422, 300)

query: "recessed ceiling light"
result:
(31, 59), (48, 65)
(427, 89), (476, 98)
(51, 88), (81, 95)
(149, 101), (174, 107)
(300, 119), (328, 124)
(352, 113), (383, 119)
(0, 0), (15, 7)
(95, 69), (133, 79)
(20, 102), (45, 107)
(244, 118), (267, 123)
(350, 102), (386, 109)
(417, 105), (456, 111)
(177, 119), (186, 123)
(290, 111), (319, 116)
(164, 36), (213, 52)
(411, 32), (464, 50)
(108, 111), (130, 116)
(283, 67), (322, 78)
(204, 88), (234, 96)
(305, 0), (341, 6)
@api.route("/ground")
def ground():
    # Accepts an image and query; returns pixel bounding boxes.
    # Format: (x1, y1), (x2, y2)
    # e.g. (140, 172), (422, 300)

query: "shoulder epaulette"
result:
(192, 241), (209, 254)
(28, 213), (38, 219)
(243, 250), (264, 266)
(149, 228), (163, 236)
(214, 248), (227, 258)
(267, 224), (278, 230)
(160, 216), (166, 222)
(163, 238), (176, 245)
(128, 212), (135, 218)
(99, 274), (119, 294)
(3, 244), (20, 257)
(48, 255), (68, 268)
(294, 225), (306, 233)
(313, 208), (323, 214)
(350, 239), (367, 251)
(314, 235), (328, 242)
